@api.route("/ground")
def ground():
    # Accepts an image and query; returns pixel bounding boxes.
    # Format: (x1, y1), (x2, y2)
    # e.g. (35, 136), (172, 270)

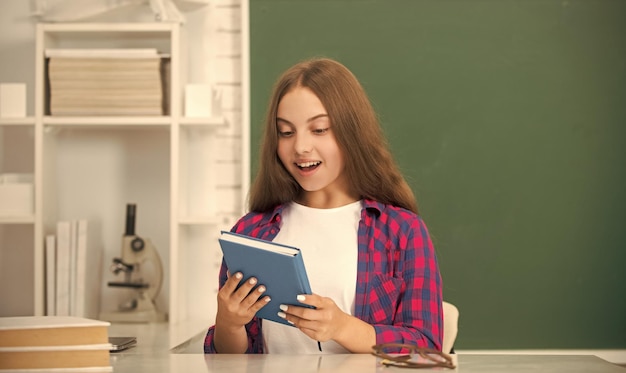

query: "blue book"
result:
(218, 231), (313, 327)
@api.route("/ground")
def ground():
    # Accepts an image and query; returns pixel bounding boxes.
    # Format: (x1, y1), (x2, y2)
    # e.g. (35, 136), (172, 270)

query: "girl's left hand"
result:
(277, 294), (350, 342)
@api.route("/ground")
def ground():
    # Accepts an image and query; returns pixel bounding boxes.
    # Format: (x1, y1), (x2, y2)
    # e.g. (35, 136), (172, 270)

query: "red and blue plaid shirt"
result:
(204, 199), (443, 353)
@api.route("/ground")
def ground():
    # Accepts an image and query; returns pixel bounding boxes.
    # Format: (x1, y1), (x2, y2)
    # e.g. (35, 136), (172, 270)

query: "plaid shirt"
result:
(204, 199), (443, 353)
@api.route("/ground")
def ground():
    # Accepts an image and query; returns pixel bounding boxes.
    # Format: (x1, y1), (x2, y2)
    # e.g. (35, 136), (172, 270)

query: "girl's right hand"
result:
(215, 272), (271, 330)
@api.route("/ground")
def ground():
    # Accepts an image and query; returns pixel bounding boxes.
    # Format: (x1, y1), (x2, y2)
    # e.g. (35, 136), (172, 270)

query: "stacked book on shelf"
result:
(0, 316), (112, 371)
(45, 219), (102, 319)
(45, 48), (169, 116)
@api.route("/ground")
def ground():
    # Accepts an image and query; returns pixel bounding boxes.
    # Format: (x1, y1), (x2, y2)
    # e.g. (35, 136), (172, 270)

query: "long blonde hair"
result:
(249, 58), (417, 214)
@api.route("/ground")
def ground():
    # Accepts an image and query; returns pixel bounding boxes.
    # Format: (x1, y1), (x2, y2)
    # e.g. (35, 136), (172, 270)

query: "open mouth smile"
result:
(296, 161), (321, 171)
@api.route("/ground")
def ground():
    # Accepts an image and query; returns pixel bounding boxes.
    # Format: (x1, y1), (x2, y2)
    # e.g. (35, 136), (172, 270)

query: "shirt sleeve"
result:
(370, 216), (443, 350)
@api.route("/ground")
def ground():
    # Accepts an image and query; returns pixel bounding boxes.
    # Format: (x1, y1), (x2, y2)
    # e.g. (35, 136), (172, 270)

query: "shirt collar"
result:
(269, 198), (382, 219)
(362, 198), (383, 217)
(268, 204), (285, 225)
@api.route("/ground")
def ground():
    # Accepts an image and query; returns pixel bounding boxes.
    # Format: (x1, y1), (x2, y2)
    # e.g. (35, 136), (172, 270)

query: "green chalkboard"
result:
(250, 0), (626, 349)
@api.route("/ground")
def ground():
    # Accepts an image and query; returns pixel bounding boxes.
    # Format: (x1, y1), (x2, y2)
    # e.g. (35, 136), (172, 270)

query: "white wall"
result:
(0, 0), (245, 323)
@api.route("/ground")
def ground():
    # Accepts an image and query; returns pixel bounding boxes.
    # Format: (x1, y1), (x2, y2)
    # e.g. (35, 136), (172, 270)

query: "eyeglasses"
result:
(371, 344), (456, 369)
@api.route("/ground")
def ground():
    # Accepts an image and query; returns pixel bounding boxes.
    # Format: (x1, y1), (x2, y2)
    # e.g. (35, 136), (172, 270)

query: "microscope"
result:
(100, 204), (166, 323)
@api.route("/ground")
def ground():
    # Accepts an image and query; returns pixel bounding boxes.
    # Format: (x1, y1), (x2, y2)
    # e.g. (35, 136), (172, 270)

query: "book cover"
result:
(0, 344), (112, 371)
(48, 57), (161, 68)
(74, 219), (103, 319)
(49, 78), (162, 90)
(0, 316), (110, 348)
(218, 231), (313, 327)
(55, 221), (71, 316)
(69, 220), (78, 316)
(45, 235), (56, 316)
(74, 219), (88, 318)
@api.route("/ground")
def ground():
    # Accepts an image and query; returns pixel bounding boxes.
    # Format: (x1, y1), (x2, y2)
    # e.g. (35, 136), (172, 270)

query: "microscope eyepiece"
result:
(125, 203), (137, 236)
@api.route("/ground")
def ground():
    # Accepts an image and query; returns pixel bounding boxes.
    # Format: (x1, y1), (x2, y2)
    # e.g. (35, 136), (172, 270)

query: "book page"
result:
(220, 232), (298, 256)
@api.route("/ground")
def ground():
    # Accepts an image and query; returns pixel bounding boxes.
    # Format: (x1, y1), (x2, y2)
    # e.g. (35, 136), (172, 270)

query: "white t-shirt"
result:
(263, 200), (362, 354)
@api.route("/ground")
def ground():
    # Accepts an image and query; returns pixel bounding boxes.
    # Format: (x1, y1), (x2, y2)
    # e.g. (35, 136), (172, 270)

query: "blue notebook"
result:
(218, 231), (313, 327)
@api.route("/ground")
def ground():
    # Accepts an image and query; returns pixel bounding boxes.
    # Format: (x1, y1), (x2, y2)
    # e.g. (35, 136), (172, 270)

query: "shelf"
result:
(179, 116), (227, 128)
(40, 22), (177, 33)
(0, 117), (35, 126)
(43, 116), (172, 129)
(4, 16), (248, 342)
(0, 215), (35, 224)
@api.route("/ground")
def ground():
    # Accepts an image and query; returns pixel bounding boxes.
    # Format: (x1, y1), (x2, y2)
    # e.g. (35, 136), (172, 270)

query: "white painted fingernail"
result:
(235, 272), (242, 279)
(277, 311), (287, 319)
(279, 304), (288, 311)
(257, 286), (266, 293)
(249, 278), (257, 285)
(264, 297), (271, 302)
(297, 295), (306, 302)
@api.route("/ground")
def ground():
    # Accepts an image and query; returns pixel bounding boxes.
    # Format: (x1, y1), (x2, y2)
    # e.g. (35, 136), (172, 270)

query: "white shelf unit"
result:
(21, 21), (242, 347)
(0, 117), (35, 126)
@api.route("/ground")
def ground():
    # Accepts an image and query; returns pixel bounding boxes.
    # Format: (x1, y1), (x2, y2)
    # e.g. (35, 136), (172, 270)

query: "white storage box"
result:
(185, 84), (214, 117)
(0, 83), (27, 118)
(0, 173), (34, 215)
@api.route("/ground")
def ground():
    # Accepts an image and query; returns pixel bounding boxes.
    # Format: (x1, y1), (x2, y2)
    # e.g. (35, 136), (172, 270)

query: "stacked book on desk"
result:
(45, 48), (168, 116)
(0, 316), (112, 371)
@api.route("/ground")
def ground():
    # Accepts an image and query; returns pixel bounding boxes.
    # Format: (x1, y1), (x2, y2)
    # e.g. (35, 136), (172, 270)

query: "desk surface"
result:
(110, 353), (624, 373)
(108, 323), (624, 373)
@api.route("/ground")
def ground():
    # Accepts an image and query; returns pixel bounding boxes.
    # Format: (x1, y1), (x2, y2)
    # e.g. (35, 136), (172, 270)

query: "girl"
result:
(204, 58), (443, 354)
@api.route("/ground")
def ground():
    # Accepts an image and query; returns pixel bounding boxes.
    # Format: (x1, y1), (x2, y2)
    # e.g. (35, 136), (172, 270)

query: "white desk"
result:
(111, 354), (625, 373)
(108, 323), (624, 373)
